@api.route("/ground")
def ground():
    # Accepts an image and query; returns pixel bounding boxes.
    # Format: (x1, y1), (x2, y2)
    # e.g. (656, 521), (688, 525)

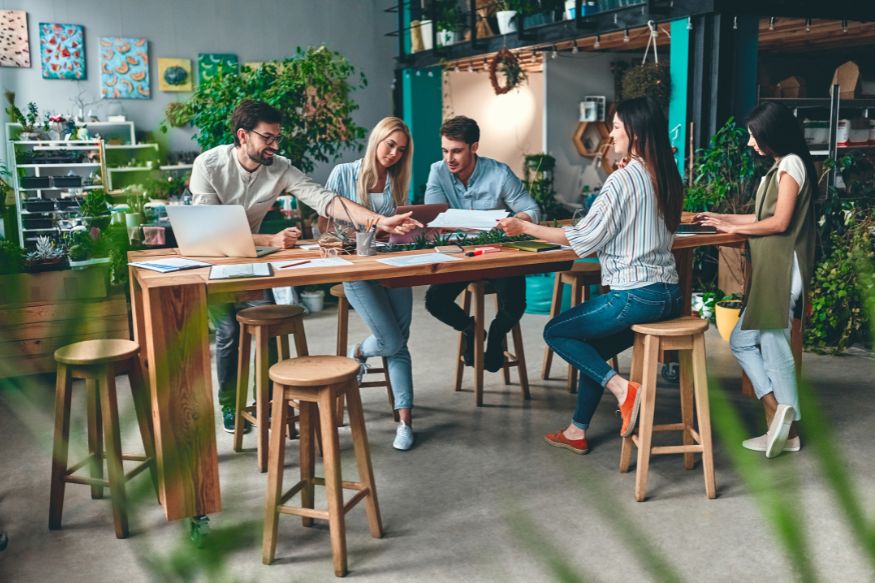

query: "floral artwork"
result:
(198, 53), (237, 83)
(39, 22), (85, 79)
(0, 10), (30, 68)
(99, 37), (150, 99)
(158, 57), (191, 92)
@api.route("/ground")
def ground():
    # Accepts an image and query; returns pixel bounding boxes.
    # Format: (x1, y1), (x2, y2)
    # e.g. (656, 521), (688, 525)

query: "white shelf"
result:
(18, 163), (99, 168)
(32, 145), (100, 151)
(107, 166), (154, 172)
(22, 227), (58, 232)
(19, 185), (102, 192)
(13, 140), (98, 145)
(105, 143), (159, 150)
(159, 164), (194, 171)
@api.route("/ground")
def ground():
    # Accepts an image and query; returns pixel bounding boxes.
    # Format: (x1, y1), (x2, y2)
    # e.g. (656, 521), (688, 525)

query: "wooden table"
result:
(128, 233), (744, 521)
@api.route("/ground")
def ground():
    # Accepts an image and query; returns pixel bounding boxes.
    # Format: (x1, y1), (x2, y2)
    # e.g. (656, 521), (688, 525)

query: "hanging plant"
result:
(489, 49), (527, 95)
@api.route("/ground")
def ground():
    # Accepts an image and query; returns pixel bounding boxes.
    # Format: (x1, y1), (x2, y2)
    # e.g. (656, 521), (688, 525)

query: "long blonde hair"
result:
(356, 117), (413, 209)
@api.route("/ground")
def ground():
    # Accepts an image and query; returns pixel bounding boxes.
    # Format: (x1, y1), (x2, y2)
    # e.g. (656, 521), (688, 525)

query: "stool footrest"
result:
(124, 460), (154, 482)
(276, 478), (371, 520)
(65, 475), (109, 488)
(66, 453), (100, 476)
(359, 381), (390, 389)
(650, 444), (704, 456)
(652, 422), (686, 432)
(279, 506), (330, 521)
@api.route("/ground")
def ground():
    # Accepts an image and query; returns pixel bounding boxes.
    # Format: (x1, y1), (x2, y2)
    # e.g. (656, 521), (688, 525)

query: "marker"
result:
(464, 246), (501, 257)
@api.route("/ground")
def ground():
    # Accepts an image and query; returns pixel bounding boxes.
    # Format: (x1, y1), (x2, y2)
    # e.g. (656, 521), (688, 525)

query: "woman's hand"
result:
(496, 217), (528, 236)
(697, 215), (735, 234)
(693, 211), (720, 224)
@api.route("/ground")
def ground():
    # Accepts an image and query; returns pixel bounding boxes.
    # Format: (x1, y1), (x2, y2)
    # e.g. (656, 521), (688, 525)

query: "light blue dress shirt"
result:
(423, 156), (540, 223)
(325, 159), (395, 216)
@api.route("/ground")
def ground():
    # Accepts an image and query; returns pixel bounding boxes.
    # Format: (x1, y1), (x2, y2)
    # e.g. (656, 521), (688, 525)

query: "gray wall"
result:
(0, 0), (396, 182)
(544, 51), (641, 207)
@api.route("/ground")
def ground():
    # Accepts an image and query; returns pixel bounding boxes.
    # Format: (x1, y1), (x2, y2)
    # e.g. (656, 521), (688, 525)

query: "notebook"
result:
(209, 263), (273, 280)
(503, 240), (562, 252)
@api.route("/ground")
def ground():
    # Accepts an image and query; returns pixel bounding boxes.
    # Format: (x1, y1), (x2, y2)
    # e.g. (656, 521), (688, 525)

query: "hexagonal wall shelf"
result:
(572, 121), (611, 158)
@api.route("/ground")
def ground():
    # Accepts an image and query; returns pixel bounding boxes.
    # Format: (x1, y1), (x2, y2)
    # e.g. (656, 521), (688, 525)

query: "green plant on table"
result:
(161, 46), (367, 175)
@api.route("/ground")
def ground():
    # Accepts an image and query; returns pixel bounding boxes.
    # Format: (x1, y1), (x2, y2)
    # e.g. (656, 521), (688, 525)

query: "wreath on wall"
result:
(489, 49), (527, 95)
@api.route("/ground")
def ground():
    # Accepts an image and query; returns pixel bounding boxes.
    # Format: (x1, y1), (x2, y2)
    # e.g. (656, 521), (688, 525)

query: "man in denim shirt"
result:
(424, 116), (539, 372)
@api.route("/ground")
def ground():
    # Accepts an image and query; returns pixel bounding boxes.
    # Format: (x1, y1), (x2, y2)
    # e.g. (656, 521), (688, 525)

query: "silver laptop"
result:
(166, 205), (278, 258)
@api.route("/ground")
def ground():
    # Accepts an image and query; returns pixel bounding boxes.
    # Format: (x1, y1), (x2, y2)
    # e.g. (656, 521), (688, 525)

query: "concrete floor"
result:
(1, 286), (874, 582)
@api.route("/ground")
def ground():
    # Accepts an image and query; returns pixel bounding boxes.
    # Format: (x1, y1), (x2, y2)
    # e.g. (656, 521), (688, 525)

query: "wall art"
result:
(198, 53), (237, 83)
(39, 22), (84, 79)
(99, 36), (150, 99)
(0, 10), (30, 68)
(158, 57), (192, 92)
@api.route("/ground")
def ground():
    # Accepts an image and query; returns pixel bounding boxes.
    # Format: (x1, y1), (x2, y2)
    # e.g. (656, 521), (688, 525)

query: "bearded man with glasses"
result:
(190, 99), (421, 435)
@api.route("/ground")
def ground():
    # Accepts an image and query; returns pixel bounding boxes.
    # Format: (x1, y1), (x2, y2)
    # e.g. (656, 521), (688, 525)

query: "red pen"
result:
(278, 260), (310, 269)
(465, 246), (501, 257)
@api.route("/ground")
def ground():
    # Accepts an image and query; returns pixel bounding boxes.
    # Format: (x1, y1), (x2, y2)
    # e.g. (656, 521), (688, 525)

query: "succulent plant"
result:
(26, 235), (66, 263)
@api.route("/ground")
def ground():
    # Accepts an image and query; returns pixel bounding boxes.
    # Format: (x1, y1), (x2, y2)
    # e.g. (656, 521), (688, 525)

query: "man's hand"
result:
(496, 217), (528, 236)
(377, 212), (423, 235)
(269, 227), (302, 249)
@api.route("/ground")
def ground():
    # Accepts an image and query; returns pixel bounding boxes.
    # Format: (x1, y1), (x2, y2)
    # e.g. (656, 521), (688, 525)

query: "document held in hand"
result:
(427, 209), (509, 231)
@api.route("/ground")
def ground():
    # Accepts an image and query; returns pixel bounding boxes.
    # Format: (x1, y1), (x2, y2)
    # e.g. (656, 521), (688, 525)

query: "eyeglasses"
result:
(249, 129), (283, 145)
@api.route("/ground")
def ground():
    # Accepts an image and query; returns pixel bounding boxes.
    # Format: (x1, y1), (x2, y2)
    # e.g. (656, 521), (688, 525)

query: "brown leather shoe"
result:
(618, 381), (641, 437)
(544, 430), (590, 454)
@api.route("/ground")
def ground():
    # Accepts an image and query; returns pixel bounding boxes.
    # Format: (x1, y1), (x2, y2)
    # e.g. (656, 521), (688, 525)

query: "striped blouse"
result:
(563, 159), (678, 290)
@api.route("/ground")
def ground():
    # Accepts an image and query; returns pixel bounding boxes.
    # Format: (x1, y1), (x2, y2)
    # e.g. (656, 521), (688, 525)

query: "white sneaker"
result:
(765, 404), (795, 459)
(742, 433), (801, 453)
(393, 422), (414, 451)
(347, 344), (368, 385)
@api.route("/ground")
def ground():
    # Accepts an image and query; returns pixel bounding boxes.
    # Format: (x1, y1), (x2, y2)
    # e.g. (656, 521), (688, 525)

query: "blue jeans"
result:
(544, 283), (682, 429)
(343, 281), (414, 410)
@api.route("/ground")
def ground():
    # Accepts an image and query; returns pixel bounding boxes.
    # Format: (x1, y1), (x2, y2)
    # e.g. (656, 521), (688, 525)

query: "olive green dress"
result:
(742, 160), (816, 330)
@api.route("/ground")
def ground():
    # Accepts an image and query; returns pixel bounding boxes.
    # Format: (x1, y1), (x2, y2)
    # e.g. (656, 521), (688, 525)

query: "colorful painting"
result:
(0, 10), (30, 68)
(39, 22), (85, 79)
(198, 53), (237, 83)
(158, 57), (191, 92)
(99, 37), (150, 99)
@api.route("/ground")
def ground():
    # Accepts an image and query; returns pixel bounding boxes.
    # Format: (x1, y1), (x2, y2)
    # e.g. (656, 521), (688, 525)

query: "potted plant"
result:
(25, 235), (67, 272)
(435, 1), (465, 46)
(78, 188), (112, 232)
(715, 295), (743, 341)
(124, 186), (148, 229)
(523, 153), (564, 220)
(299, 287), (325, 313)
(4, 91), (48, 140)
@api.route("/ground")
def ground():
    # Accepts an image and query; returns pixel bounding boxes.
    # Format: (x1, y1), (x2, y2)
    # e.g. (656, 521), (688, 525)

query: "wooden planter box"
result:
(0, 267), (130, 378)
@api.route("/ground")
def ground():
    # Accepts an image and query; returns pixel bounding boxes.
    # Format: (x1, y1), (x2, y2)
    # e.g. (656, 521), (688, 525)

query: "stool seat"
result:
(270, 356), (360, 387)
(329, 284), (345, 299)
(237, 304), (306, 326)
(54, 339), (139, 365)
(631, 317), (709, 337)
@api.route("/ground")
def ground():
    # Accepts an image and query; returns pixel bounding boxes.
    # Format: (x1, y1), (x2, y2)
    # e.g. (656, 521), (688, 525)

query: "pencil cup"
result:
(356, 232), (376, 256)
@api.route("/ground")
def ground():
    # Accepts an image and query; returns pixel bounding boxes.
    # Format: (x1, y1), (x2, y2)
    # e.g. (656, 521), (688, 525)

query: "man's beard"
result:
(248, 147), (276, 166)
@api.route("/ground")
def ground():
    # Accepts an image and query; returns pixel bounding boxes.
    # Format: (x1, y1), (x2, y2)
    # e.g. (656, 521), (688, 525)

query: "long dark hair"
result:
(746, 101), (818, 199)
(616, 97), (683, 232)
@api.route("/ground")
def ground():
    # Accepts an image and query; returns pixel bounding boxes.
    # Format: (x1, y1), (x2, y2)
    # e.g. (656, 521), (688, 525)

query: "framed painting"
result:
(0, 10), (30, 68)
(198, 53), (237, 83)
(158, 57), (192, 92)
(99, 37), (150, 99)
(39, 22), (85, 79)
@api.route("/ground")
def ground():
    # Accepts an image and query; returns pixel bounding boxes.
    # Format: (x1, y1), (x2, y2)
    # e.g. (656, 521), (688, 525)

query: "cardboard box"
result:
(830, 61), (861, 100)
(778, 76), (806, 98)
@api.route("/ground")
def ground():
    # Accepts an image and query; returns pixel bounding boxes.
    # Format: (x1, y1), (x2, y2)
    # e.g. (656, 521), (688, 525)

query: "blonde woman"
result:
(325, 117), (416, 450)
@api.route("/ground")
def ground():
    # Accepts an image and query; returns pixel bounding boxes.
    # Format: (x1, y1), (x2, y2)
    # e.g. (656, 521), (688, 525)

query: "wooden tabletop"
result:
(129, 232), (745, 293)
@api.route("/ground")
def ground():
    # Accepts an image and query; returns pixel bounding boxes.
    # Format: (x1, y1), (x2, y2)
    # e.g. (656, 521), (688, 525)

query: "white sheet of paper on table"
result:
(376, 253), (464, 267)
(270, 257), (353, 270)
(427, 209), (509, 230)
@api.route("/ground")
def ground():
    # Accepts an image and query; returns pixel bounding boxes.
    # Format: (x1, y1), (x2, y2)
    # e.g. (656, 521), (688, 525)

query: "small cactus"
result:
(26, 235), (65, 263)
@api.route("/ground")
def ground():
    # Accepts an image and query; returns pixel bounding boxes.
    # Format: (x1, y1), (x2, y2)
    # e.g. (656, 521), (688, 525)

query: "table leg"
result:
(141, 279), (221, 520)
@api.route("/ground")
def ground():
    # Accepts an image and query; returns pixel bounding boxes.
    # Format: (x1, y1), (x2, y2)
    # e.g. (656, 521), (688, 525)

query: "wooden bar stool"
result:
(49, 339), (157, 539)
(235, 304), (309, 473)
(619, 317), (716, 502)
(262, 355), (383, 577)
(454, 281), (530, 407)
(542, 262), (619, 392)
(330, 284), (397, 422)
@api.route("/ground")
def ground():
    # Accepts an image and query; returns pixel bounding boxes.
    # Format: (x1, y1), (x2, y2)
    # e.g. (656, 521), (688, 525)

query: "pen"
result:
(278, 260), (310, 269)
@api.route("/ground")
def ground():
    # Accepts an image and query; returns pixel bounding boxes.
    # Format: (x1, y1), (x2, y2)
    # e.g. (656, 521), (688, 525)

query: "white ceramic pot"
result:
(420, 19), (434, 51)
(495, 10), (517, 34)
(125, 212), (143, 229)
(300, 290), (325, 313)
(437, 30), (459, 46)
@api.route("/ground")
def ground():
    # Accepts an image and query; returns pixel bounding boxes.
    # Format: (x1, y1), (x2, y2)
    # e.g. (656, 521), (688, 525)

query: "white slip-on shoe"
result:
(743, 433), (801, 453)
(393, 422), (414, 451)
(765, 405), (795, 459)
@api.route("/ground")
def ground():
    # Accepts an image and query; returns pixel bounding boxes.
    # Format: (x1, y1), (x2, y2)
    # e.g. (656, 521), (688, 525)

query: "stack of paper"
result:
(427, 209), (509, 231)
(376, 253), (463, 267)
(129, 258), (212, 273)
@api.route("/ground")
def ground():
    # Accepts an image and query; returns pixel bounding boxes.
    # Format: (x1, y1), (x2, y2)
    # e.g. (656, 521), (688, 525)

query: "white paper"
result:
(270, 257), (353, 270)
(298, 243), (321, 250)
(427, 209), (509, 230)
(210, 263), (271, 279)
(129, 258), (212, 272)
(376, 253), (463, 267)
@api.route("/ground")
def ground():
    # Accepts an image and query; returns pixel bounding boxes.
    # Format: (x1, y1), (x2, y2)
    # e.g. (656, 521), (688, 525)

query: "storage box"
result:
(20, 176), (51, 189)
(778, 76), (806, 98)
(848, 118), (869, 145)
(24, 200), (55, 213)
(830, 61), (861, 100)
(803, 120), (829, 145)
(51, 175), (82, 187)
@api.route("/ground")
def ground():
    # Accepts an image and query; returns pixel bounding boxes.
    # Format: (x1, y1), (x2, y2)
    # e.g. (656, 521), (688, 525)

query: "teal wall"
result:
(669, 18), (691, 178)
(733, 16), (759, 123)
(402, 68), (442, 202)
